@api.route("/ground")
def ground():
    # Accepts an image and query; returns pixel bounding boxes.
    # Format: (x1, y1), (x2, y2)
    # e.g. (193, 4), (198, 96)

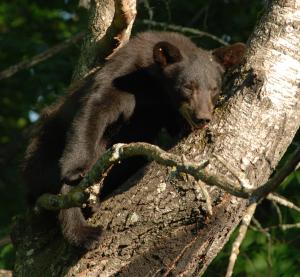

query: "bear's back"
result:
(97, 31), (201, 82)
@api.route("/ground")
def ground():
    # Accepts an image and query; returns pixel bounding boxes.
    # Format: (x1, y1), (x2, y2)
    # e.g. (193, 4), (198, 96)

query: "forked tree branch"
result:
(72, 0), (136, 80)
(0, 32), (84, 81)
(267, 193), (300, 213)
(141, 19), (228, 45)
(36, 142), (300, 211)
(36, 142), (209, 210)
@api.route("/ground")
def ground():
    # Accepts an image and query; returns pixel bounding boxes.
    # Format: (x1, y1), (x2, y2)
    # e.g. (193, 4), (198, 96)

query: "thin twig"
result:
(270, 198), (283, 224)
(225, 202), (257, 277)
(195, 180), (213, 215)
(252, 146), (300, 201)
(251, 217), (273, 267)
(0, 236), (11, 247)
(140, 19), (229, 45)
(0, 32), (84, 81)
(267, 193), (300, 213)
(264, 222), (300, 231)
(142, 0), (153, 22)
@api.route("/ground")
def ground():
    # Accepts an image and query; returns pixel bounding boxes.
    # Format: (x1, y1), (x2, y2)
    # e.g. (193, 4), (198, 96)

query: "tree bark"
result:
(13, 0), (300, 276)
(72, 0), (114, 80)
(72, 0), (136, 80)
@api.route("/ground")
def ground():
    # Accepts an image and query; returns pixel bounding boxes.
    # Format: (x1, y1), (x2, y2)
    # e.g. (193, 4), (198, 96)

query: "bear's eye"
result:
(184, 84), (194, 90)
(211, 87), (220, 103)
(183, 85), (193, 97)
(211, 87), (219, 95)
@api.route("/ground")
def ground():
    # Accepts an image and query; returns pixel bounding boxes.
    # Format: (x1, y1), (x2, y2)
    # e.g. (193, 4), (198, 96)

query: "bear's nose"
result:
(195, 118), (210, 125)
(192, 113), (211, 128)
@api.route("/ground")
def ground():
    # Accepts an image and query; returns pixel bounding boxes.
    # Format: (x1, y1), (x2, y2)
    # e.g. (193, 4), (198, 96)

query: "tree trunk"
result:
(13, 0), (300, 276)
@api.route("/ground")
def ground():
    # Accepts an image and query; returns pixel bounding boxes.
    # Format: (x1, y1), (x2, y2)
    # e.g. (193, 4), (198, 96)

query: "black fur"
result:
(23, 31), (245, 249)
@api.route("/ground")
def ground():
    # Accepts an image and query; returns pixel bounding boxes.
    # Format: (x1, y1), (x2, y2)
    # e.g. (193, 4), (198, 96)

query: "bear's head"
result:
(153, 41), (246, 129)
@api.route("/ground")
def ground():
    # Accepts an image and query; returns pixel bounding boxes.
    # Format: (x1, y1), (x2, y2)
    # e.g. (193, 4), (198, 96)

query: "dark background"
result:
(0, 0), (299, 275)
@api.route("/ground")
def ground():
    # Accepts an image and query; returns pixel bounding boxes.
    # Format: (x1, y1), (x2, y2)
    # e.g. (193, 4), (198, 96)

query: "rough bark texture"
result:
(72, 0), (114, 80)
(13, 0), (300, 276)
(72, 0), (136, 80)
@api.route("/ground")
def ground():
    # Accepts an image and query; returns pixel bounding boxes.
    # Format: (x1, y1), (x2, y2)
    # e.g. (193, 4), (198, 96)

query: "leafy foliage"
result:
(0, 0), (299, 274)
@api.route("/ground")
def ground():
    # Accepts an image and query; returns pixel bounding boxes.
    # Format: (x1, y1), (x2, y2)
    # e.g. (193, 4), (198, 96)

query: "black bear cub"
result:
(23, 31), (245, 249)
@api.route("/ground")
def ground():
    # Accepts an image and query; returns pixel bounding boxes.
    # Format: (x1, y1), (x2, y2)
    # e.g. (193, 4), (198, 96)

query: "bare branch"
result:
(140, 0), (153, 22)
(195, 180), (213, 215)
(0, 270), (12, 277)
(0, 236), (11, 247)
(251, 217), (273, 267)
(252, 146), (300, 201)
(271, 198), (283, 224)
(140, 19), (229, 45)
(36, 143), (300, 211)
(225, 202), (257, 277)
(0, 32), (84, 81)
(251, 217), (271, 239)
(36, 142), (210, 210)
(267, 193), (300, 213)
(78, 0), (91, 9)
(264, 222), (300, 231)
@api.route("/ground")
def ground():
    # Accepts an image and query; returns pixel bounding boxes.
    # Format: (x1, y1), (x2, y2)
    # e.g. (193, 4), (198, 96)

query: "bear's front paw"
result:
(67, 224), (103, 250)
(60, 207), (103, 250)
(76, 225), (103, 250)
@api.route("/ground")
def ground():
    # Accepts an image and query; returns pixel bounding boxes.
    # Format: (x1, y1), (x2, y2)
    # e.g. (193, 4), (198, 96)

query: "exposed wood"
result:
(0, 270), (12, 277)
(72, 0), (136, 80)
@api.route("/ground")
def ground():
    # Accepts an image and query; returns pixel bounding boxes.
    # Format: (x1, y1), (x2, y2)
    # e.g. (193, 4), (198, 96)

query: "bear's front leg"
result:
(58, 89), (135, 248)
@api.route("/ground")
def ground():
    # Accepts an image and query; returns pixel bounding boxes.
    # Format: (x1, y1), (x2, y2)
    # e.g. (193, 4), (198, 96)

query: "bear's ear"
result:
(153, 41), (183, 68)
(212, 43), (246, 69)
